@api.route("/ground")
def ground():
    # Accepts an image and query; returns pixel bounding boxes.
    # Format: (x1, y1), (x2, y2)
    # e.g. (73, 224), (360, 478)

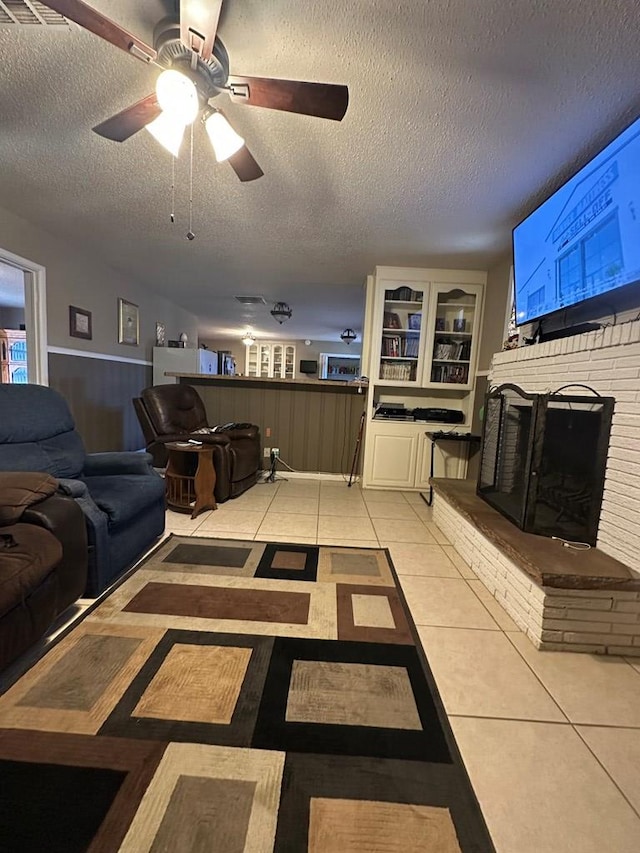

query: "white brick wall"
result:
(489, 319), (640, 574)
(433, 493), (640, 656)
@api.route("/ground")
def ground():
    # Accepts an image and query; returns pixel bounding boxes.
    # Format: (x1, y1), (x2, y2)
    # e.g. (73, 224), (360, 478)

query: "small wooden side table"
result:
(164, 442), (217, 519)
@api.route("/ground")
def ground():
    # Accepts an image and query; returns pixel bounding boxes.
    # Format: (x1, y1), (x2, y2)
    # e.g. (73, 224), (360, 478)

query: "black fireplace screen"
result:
(478, 384), (614, 545)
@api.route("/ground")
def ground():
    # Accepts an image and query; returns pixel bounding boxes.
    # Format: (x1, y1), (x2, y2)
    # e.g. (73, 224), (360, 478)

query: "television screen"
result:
(513, 114), (640, 325)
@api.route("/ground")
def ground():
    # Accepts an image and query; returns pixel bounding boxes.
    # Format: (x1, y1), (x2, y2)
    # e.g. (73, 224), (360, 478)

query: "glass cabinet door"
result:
(284, 345), (295, 379)
(272, 344), (284, 378)
(425, 284), (482, 388)
(246, 344), (259, 376)
(259, 344), (271, 378)
(377, 285), (425, 385)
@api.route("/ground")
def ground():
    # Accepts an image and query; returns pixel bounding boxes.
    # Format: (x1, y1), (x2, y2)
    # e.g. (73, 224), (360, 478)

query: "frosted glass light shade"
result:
(156, 70), (199, 125)
(205, 111), (244, 162)
(242, 332), (255, 346)
(146, 112), (186, 157)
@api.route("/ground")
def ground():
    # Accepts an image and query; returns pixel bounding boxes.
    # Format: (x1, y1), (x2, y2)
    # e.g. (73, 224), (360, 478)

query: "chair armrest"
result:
(224, 425), (260, 441)
(83, 451), (155, 476)
(57, 478), (90, 498)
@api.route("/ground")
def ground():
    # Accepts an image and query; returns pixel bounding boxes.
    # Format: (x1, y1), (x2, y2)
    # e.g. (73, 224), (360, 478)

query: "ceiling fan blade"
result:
(228, 146), (264, 182)
(180, 0), (223, 61)
(38, 0), (156, 63)
(93, 94), (161, 142)
(227, 76), (349, 121)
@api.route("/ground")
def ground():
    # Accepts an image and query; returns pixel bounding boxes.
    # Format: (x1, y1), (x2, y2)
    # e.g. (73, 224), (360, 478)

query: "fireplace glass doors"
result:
(478, 384), (614, 545)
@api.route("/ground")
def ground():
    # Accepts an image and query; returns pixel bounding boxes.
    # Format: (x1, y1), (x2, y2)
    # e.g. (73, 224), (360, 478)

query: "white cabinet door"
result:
(368, 431), (419, 488)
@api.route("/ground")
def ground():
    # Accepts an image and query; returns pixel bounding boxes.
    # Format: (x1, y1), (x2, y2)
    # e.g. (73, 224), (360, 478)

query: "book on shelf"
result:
(384, 286), (423, 302)
(379, 360), (415, 381)
(432, 338), (472, 361)
(431, 364), (469, 384)
(382, 335), (420, 358)
(383, 311), (401, 329)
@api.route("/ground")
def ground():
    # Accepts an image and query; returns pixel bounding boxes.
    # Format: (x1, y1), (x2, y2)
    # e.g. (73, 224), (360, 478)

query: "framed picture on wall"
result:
(69, 305), (92, 340)
(118, 298), (139, 346)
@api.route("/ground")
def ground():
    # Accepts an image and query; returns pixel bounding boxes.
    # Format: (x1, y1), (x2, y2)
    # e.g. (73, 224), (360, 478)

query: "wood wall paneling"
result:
(193, 380), (365, 475)
(48, 353), (152, 452)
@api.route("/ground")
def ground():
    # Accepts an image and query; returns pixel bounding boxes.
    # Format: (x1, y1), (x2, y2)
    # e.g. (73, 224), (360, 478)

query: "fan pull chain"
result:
(187, 123), (195, 240)
(170, 154), (175, 223)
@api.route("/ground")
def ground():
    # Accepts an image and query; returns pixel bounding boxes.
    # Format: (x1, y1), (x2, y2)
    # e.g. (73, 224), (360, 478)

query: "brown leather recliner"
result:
(0, 472), (88, 672)
(133, 384), (261, 503)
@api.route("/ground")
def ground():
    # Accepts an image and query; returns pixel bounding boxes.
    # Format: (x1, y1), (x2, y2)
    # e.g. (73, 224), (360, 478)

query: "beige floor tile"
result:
(387, 543), (461, 578)
(418, 626), (565, 721)
(366, 501), (422, 520)
(577, 725), (640, 815)
(410, 504), (434, 522)
(274, 479), (320, 493)
(373, 518), (436, 544)
(466, 579), (521, 631)
(319, 499), (368, 517)
(257, 512), (318, 538)
(424, 521), (450, 545)
(508, 632), (640, 727)
(402, 491), (426, 505)
(625, 657), (640, 675)
(362, 490), (408, 504)
(268, 496), (320, 515)
(398, 576), (499, 629)
(220, 495), (275, 513)
(317, 516), (376, 541)
(257, 534), (317, 545)
(316, 538), (379, 548)
(451, 717), (640, 853)
(196, 511), (265, 535)
(165, 509), (213, 532)
(441, 545), (476, 578)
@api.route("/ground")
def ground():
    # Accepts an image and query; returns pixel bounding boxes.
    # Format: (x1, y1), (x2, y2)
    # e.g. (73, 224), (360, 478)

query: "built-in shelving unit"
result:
(361, 266), (486, 490)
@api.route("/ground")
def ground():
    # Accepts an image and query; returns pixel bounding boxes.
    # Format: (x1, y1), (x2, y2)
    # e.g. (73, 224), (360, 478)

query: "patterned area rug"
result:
(0, 536), (494, 852)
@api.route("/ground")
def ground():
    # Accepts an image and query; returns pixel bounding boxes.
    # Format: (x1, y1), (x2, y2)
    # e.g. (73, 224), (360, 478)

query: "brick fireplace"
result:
(432, 319), (640, 655)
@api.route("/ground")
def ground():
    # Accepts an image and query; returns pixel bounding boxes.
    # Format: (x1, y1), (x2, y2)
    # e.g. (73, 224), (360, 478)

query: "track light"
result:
(204, 110), (245, 162)
(270, 302), (292, 324)
(340, 328), (357, 344)
(146, 112), (186, 157)
(156, 70), (199, 124)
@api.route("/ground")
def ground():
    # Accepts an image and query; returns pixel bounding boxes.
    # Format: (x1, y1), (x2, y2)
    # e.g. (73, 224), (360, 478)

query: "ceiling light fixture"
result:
(340, 328), (357, 344)
(204, 110), (245, 162)
(270, 302), (292, 324)
(145, 112), (186, 157)
(155, 70), (199, 124)
(242, 331), (256, 346)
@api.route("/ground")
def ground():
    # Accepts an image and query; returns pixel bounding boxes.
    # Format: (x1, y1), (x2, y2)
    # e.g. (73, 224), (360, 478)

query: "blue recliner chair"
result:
(0, 384), (166, 596)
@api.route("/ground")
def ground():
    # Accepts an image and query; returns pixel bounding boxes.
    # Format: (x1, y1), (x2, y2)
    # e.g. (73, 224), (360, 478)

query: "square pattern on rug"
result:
(0, 535), (494, 853)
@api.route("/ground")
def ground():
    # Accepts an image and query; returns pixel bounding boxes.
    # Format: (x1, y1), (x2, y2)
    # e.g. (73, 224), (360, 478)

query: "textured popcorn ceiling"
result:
(0, 0), (639, 341)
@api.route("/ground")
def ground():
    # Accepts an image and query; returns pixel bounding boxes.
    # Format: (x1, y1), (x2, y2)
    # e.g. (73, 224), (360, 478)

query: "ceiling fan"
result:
(38, 0), (349, 181)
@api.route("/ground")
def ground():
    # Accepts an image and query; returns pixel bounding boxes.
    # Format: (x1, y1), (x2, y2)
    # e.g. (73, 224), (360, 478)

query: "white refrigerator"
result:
(152, 347), (218, 385)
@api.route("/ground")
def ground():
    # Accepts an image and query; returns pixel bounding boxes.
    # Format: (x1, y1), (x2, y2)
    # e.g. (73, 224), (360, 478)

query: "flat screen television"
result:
(513, 114), (640, 326)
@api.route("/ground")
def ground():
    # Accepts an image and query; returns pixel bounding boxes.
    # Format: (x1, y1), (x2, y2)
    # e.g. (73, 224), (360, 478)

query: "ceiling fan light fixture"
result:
(340, 328), (357, 345)
(270, 302), (292, 324)
(145, 111), (186, 157)
(204, 110), (245, 162)
(156, 69), (199, 125)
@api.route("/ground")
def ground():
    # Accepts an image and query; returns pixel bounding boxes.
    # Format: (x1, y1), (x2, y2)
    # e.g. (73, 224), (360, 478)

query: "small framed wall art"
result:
(118, 298), (139, 346)
(69, 305), (92, 340)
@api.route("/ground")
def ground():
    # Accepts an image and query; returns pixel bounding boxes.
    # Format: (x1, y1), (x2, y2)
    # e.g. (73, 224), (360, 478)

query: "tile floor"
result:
(12, 476), (640, 852)
(164, 476), (640, 852)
